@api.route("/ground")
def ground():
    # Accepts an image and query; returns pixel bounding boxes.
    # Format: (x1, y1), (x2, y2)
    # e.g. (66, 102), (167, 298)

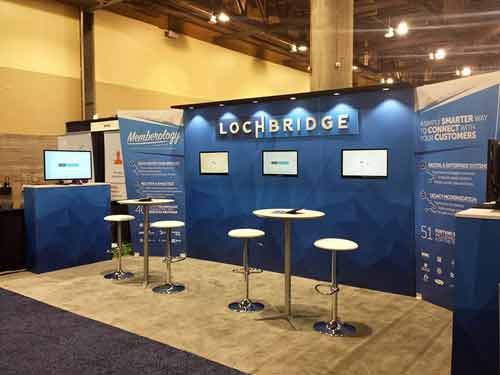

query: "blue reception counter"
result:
(23, 183), (111, 273)
(453, 208), (500, 375)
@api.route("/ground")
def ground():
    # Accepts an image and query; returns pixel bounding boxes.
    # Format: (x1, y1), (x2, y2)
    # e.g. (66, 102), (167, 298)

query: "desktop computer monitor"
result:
(43, 150), (92, 182)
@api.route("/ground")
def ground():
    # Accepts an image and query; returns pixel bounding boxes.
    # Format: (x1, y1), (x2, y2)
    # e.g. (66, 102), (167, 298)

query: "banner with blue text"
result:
(118, 110), (185, 257)
(415, 73), (500, 308)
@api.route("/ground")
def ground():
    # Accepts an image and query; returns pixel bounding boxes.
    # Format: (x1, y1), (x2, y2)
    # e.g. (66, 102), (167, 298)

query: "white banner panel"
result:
(104, 131), (127, 201)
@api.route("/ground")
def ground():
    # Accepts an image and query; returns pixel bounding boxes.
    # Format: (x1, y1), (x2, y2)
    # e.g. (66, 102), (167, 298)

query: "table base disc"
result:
(228, 299), (265, 313)
(104, 271), (134, 280)
(152, 283), (185, 294)
(313, 321), (356, 337)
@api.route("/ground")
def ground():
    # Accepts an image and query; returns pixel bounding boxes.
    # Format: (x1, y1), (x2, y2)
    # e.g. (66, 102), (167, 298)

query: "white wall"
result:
(0, 0), (311, 134)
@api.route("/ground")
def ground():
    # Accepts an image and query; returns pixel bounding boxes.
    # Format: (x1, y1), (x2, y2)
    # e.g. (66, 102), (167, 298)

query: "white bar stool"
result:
(313, 238), (359, 337)
(151, 220), (186, 294)
(103, 214), (135, 280)
(228, 228), (265, 312)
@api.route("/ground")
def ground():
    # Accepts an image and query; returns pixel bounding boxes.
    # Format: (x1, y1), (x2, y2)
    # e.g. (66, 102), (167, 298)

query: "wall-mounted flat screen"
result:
(199, 151), (229, 175)
(44, 150), (93, 181)
(342, 149), (388, 178)
(262, 150), (298, 176)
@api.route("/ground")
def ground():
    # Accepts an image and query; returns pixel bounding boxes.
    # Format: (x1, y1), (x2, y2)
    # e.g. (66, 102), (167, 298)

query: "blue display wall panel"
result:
(24, 184), (111, 273)
(452, 215), (500, 375)
(184, 87), (416, 297)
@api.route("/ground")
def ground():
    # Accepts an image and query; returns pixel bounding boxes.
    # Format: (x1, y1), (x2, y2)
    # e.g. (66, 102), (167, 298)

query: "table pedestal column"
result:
(284, 220), (292, 317)
(143, 206), (150, 287)
(257, 219), (317, 329)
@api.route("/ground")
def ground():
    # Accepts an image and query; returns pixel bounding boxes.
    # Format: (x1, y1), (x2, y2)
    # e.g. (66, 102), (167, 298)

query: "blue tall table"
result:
(453, 208), (500, 375)
(23, 183), (111, 273)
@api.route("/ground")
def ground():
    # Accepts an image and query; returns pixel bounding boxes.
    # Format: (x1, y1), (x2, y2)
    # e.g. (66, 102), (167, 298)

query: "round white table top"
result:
(314, 238), (358, 252)
(253, 208), (325, 220)
(151, 220), (185, 229)
(104, 214), (135, 222)
(118, 198), (173, 206)
(228, 228), (265, 239)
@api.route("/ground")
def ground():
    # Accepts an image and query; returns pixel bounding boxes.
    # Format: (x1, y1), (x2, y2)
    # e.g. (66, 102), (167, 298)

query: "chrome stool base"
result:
(104, 271), (134, 280)
(313, 320), (356, 337)
(228, 299), (264, 313)
(152, 283), (185, 294)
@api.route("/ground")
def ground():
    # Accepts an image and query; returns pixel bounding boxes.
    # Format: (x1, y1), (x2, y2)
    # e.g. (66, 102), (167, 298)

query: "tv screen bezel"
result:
(43, 149), (93, 181)
(262, 150), (299, 177)
(341, 148), (388, 179)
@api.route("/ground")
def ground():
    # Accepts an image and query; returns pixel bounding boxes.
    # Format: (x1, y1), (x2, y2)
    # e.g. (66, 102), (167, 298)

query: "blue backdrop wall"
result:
(184, 87), (417, 296)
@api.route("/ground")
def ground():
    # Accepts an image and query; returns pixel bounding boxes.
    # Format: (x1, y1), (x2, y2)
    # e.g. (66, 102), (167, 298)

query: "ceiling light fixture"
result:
(217, 12), (230, 23)
(352, 65), (359, 71)
(298, 45), (308, 52)
(383, 87), (390, 91)
(219, 103), (225, 107)
(384, 26), (395, 38)
(396, 21), (409, 36)
(461, 66), (472, 77)
(386, 77), (394, 84)
(333, 92), (340, 96)
(209, 14), (217, 24)
(290, 44), (298, 53)
(435, 48), (446, 60)
(290, 97), (297, 101)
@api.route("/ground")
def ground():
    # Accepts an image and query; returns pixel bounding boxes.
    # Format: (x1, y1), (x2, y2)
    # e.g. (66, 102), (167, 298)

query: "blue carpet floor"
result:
(0, 288), (246, 375)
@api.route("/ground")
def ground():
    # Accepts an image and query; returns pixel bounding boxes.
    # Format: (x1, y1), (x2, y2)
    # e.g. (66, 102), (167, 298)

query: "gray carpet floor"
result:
(0, 257), (452, 374)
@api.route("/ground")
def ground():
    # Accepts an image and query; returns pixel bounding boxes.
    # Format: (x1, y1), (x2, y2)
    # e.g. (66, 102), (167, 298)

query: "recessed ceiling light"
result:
(333, 92), (340, 96)
(252, 100), (259, 104)
(219, 103), (225, 107)
(435, 48), (446, 60)
(396, 21), (409, 36)
(290, 44), (298, 53)
(189, 106), (195, 110)
(217, 12), (230, 23)
(386, 77), (394, 84)
(298, 45), (308, 52)
(461, 66), (472, 76)
(384, 26), (395, 38)
(382, 87), (390, 91)
(290, 97), (297, 100)
(352, 65), (359, 71)
(209, 14), (217, 24)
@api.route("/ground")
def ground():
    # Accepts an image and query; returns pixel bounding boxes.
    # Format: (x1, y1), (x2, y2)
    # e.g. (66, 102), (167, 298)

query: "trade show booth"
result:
(6, 72), (500, 375)
(182, 84), (417, 297)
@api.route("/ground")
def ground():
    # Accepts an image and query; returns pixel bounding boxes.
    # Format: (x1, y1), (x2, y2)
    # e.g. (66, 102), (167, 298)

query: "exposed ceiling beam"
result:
(89, 0), (125, 11)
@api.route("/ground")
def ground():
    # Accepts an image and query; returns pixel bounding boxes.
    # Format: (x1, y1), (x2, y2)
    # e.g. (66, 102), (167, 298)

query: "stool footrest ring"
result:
(314, 283), (339, 296)
(232, 267), (263, 274)
(162, 256), (186, 264)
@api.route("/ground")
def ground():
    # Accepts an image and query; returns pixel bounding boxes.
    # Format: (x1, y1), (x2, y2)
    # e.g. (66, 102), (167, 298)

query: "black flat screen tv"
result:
(43, 150), (92, 181)
(262, 150), (298, 177)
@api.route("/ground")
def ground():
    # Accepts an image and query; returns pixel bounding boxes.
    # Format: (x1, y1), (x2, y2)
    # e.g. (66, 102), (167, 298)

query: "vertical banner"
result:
(118, 110), (185, 257)
(415, 73), (500, 308)
(104, 131), (127, 201)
